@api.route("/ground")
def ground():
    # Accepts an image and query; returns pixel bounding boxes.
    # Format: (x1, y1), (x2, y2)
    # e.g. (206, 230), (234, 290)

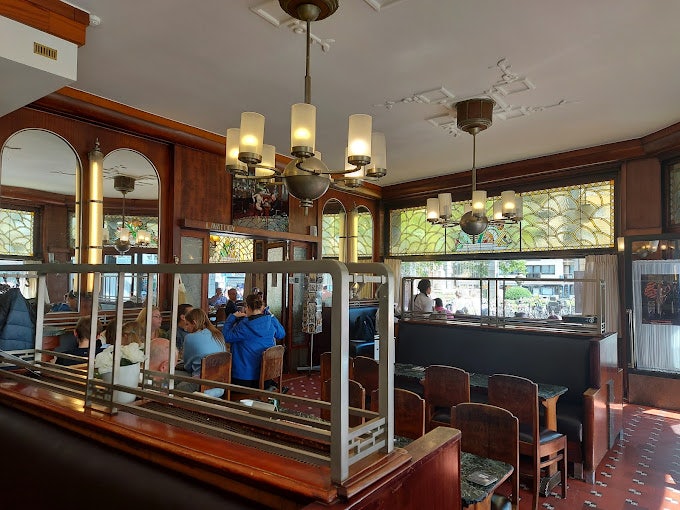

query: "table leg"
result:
(541, 396), (561, 476)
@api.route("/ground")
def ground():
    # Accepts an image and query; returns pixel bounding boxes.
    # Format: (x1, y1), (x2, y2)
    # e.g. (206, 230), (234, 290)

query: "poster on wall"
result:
(232, 179), (289, 232)
(302, 274), (323, 334)
(640, 273), (680, 324)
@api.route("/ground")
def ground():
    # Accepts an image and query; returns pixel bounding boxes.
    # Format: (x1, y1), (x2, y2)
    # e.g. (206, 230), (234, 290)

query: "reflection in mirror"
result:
(354, 205), (374, 299)
(0, 129), (80, 307)
(321, 198), (346, 261)
(632, 239), (680, 261)
(101, 149), (160, 307)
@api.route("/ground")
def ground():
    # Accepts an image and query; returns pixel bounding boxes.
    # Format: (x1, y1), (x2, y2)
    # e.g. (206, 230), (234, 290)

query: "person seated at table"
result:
(49, 291), (78, 312)
(433, 297), (454, 318)
(136, 305), (169, 340)
(175, 308), (227, 395)
(224, 288), (239, 317)
(121, 320), (145, 346)
(222, 293), (285, 389)
(413, 278), (433, 312)
(56, 316), (104, 366)
(208, 287), (227, 307)
(175, 303), (194, 354)
(148, 337), (170, 373)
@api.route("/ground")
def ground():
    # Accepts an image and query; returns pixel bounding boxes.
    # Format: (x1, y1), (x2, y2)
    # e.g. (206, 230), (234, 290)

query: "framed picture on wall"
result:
(232, 179), (289, 232)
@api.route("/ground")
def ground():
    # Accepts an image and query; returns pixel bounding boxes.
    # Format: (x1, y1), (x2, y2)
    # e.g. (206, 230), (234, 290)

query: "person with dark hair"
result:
(222, 293), (285, 388)
(56, 316), (104, 366)
(175, 303), (194, 353)
(50, 290), (78, 312)
(413, 278), (433, 313)
(433, 297), (454, 318)
(224, 288), (239, 317)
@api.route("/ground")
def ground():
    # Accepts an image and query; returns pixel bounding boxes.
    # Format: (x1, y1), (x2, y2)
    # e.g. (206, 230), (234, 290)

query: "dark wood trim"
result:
(642, 121), (680, 158)
(179, 218), (320, 244)
(0, 0), (89, 46)
(31, 89), (226, 155)
(382, 139), (643, 204)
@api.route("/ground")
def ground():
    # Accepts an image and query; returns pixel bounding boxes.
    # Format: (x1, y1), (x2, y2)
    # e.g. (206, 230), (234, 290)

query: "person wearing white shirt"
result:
(413, 278), (433, 312)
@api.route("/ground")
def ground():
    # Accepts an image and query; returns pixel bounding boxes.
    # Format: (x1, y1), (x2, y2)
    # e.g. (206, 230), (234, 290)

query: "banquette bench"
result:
(313, 304), (378, 363)
(396, 319), (623, 483)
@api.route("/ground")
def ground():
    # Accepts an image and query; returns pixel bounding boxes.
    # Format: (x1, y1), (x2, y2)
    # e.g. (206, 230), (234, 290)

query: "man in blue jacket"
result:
(222, 293), (285, 388)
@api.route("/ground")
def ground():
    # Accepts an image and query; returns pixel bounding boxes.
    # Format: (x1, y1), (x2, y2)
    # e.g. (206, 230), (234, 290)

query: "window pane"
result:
(0, 208), (34, 256)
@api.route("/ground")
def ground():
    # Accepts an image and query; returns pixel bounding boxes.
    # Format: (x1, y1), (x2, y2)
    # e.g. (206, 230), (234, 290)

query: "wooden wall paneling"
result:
(0, 0), (90, 46)
(620, 158), (662, 235)
(173, 145), (228, 226)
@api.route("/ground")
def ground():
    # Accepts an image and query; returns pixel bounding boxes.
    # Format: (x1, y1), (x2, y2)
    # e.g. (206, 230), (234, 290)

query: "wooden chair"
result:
(423, 365), (470, 431)
(353, 355), (379, 407)
(214, 305), (227, 324)
(320, 351), (354, 385)
(371, 388), (426, 441)
(488, 374), (567, 510)
(321, 378), (365, 427)
(452, 402), (519, 509)
(200, 351), (232, 400)
(259, 345), (284, 391)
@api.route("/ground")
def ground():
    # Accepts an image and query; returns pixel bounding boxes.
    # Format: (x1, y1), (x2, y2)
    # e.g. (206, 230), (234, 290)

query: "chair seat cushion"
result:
(490, 494), (512, 510)
(431, 406), (451, 424)
(518, 423), (564, 444)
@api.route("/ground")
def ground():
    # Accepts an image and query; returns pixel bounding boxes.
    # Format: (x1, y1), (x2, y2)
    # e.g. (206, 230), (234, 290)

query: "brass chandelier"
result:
(427, 98), (522, 236)
(225, 0), (387, 210)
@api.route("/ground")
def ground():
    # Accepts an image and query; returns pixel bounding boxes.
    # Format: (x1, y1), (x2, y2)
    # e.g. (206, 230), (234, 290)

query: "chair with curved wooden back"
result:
(200, 351), (232, 400)
(214, 305), (227, 324)
(488, 374), (567, 510)
(259, 345), (284, 391)
(321, 378), (365, 426)
(371, 387), (426, 441)
(320, 351), (354, 385)
(423, 365), (470, 431)
(353, 355), (379, 407)
(452, 402), (519, 509)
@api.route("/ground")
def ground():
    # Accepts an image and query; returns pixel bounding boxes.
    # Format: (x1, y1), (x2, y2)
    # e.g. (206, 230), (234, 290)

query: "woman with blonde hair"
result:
(136, 305), (168, 340)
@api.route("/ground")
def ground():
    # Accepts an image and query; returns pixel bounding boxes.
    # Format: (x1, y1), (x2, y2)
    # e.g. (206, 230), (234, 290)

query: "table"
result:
(394, 363), (568, 431)
(460, 451), (513, 510)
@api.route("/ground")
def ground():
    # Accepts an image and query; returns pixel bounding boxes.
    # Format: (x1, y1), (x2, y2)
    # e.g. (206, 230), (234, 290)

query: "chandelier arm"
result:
(296, 159), (323, 174)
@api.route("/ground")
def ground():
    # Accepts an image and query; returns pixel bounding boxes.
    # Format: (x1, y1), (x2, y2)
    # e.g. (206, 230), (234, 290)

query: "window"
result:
(0, 207), (35, 257)
(388, 180), (614, 256)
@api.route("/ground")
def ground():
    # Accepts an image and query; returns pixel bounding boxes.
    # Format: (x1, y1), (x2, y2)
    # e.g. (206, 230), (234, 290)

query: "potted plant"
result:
(95, 343), (147, 404)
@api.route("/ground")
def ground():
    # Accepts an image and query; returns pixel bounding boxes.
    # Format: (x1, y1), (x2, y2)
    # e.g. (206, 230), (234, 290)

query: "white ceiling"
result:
(16, 0), (680, 191)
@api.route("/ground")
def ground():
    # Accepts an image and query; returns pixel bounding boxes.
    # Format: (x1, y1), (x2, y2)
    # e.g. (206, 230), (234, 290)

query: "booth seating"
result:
(314, 305), (378, 363)
(396, 320), (623, 483)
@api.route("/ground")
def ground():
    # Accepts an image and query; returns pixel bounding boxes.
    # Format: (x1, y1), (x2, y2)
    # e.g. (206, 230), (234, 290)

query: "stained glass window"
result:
(669, 162), (680, 225)
(0, 208), (34, 256)
(209, 235), (254, 263)
(389, 180), (614, 256)
(357, 210), (373, 259)
(322, 213), (342, 259)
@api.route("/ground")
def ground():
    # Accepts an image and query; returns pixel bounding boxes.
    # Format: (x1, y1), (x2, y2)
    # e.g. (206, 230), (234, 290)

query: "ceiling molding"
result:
(362, 0), (409, 12)
(250, 1), (336, 52)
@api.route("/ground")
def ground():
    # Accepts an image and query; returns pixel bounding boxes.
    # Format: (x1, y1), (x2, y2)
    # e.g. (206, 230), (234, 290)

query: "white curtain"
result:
(632, 260), (680, 373)
(383, 258), (401, 312)
(583, 254), (620, 335)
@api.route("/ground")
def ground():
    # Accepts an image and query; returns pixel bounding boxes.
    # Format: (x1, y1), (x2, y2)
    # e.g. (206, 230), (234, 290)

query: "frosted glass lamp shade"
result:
(437, 193), (452, 219)
(239, 112), (265, 165)
(366, 132), (386, 178)
(261, 144), (276, 170)
(226, 128), (247, 175)
(472, 190), (487, 216)
(493, 200), (503, 220)
(427, 198), (440, 221)
(291, 103), (316, 157)
(347, 114), (372, 167)
(118, 227), (130, 243)
(501, 190), (516, 216)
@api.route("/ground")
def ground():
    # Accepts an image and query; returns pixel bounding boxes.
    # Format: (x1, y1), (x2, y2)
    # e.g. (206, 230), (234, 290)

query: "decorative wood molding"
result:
(180, 218), (320, 244)
(382, 139), (644, 204)
(0, 0), (90, 46)
(30, 88), (226, 155)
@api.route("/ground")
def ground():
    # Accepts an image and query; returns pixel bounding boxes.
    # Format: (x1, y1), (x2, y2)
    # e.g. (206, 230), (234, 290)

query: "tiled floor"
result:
(283, 373), (680, 510)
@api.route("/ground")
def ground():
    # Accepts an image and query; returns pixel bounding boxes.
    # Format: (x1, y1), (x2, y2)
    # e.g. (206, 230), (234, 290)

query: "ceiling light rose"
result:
(426, 98), (522, 237)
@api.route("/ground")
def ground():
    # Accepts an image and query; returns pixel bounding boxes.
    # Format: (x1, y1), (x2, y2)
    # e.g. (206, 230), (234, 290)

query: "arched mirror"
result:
(354, 205), (373, 263)
(321, 198), (346, 261)
(101, 149), (160, 305)
(0, 128), (81, 307)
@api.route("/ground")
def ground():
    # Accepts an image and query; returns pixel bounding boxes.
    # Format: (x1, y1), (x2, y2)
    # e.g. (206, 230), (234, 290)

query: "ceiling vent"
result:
(0, 15), (78, 117)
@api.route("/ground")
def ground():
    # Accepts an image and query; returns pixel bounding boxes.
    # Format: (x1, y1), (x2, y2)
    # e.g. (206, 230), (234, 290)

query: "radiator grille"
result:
(33, 42), (58, 60)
